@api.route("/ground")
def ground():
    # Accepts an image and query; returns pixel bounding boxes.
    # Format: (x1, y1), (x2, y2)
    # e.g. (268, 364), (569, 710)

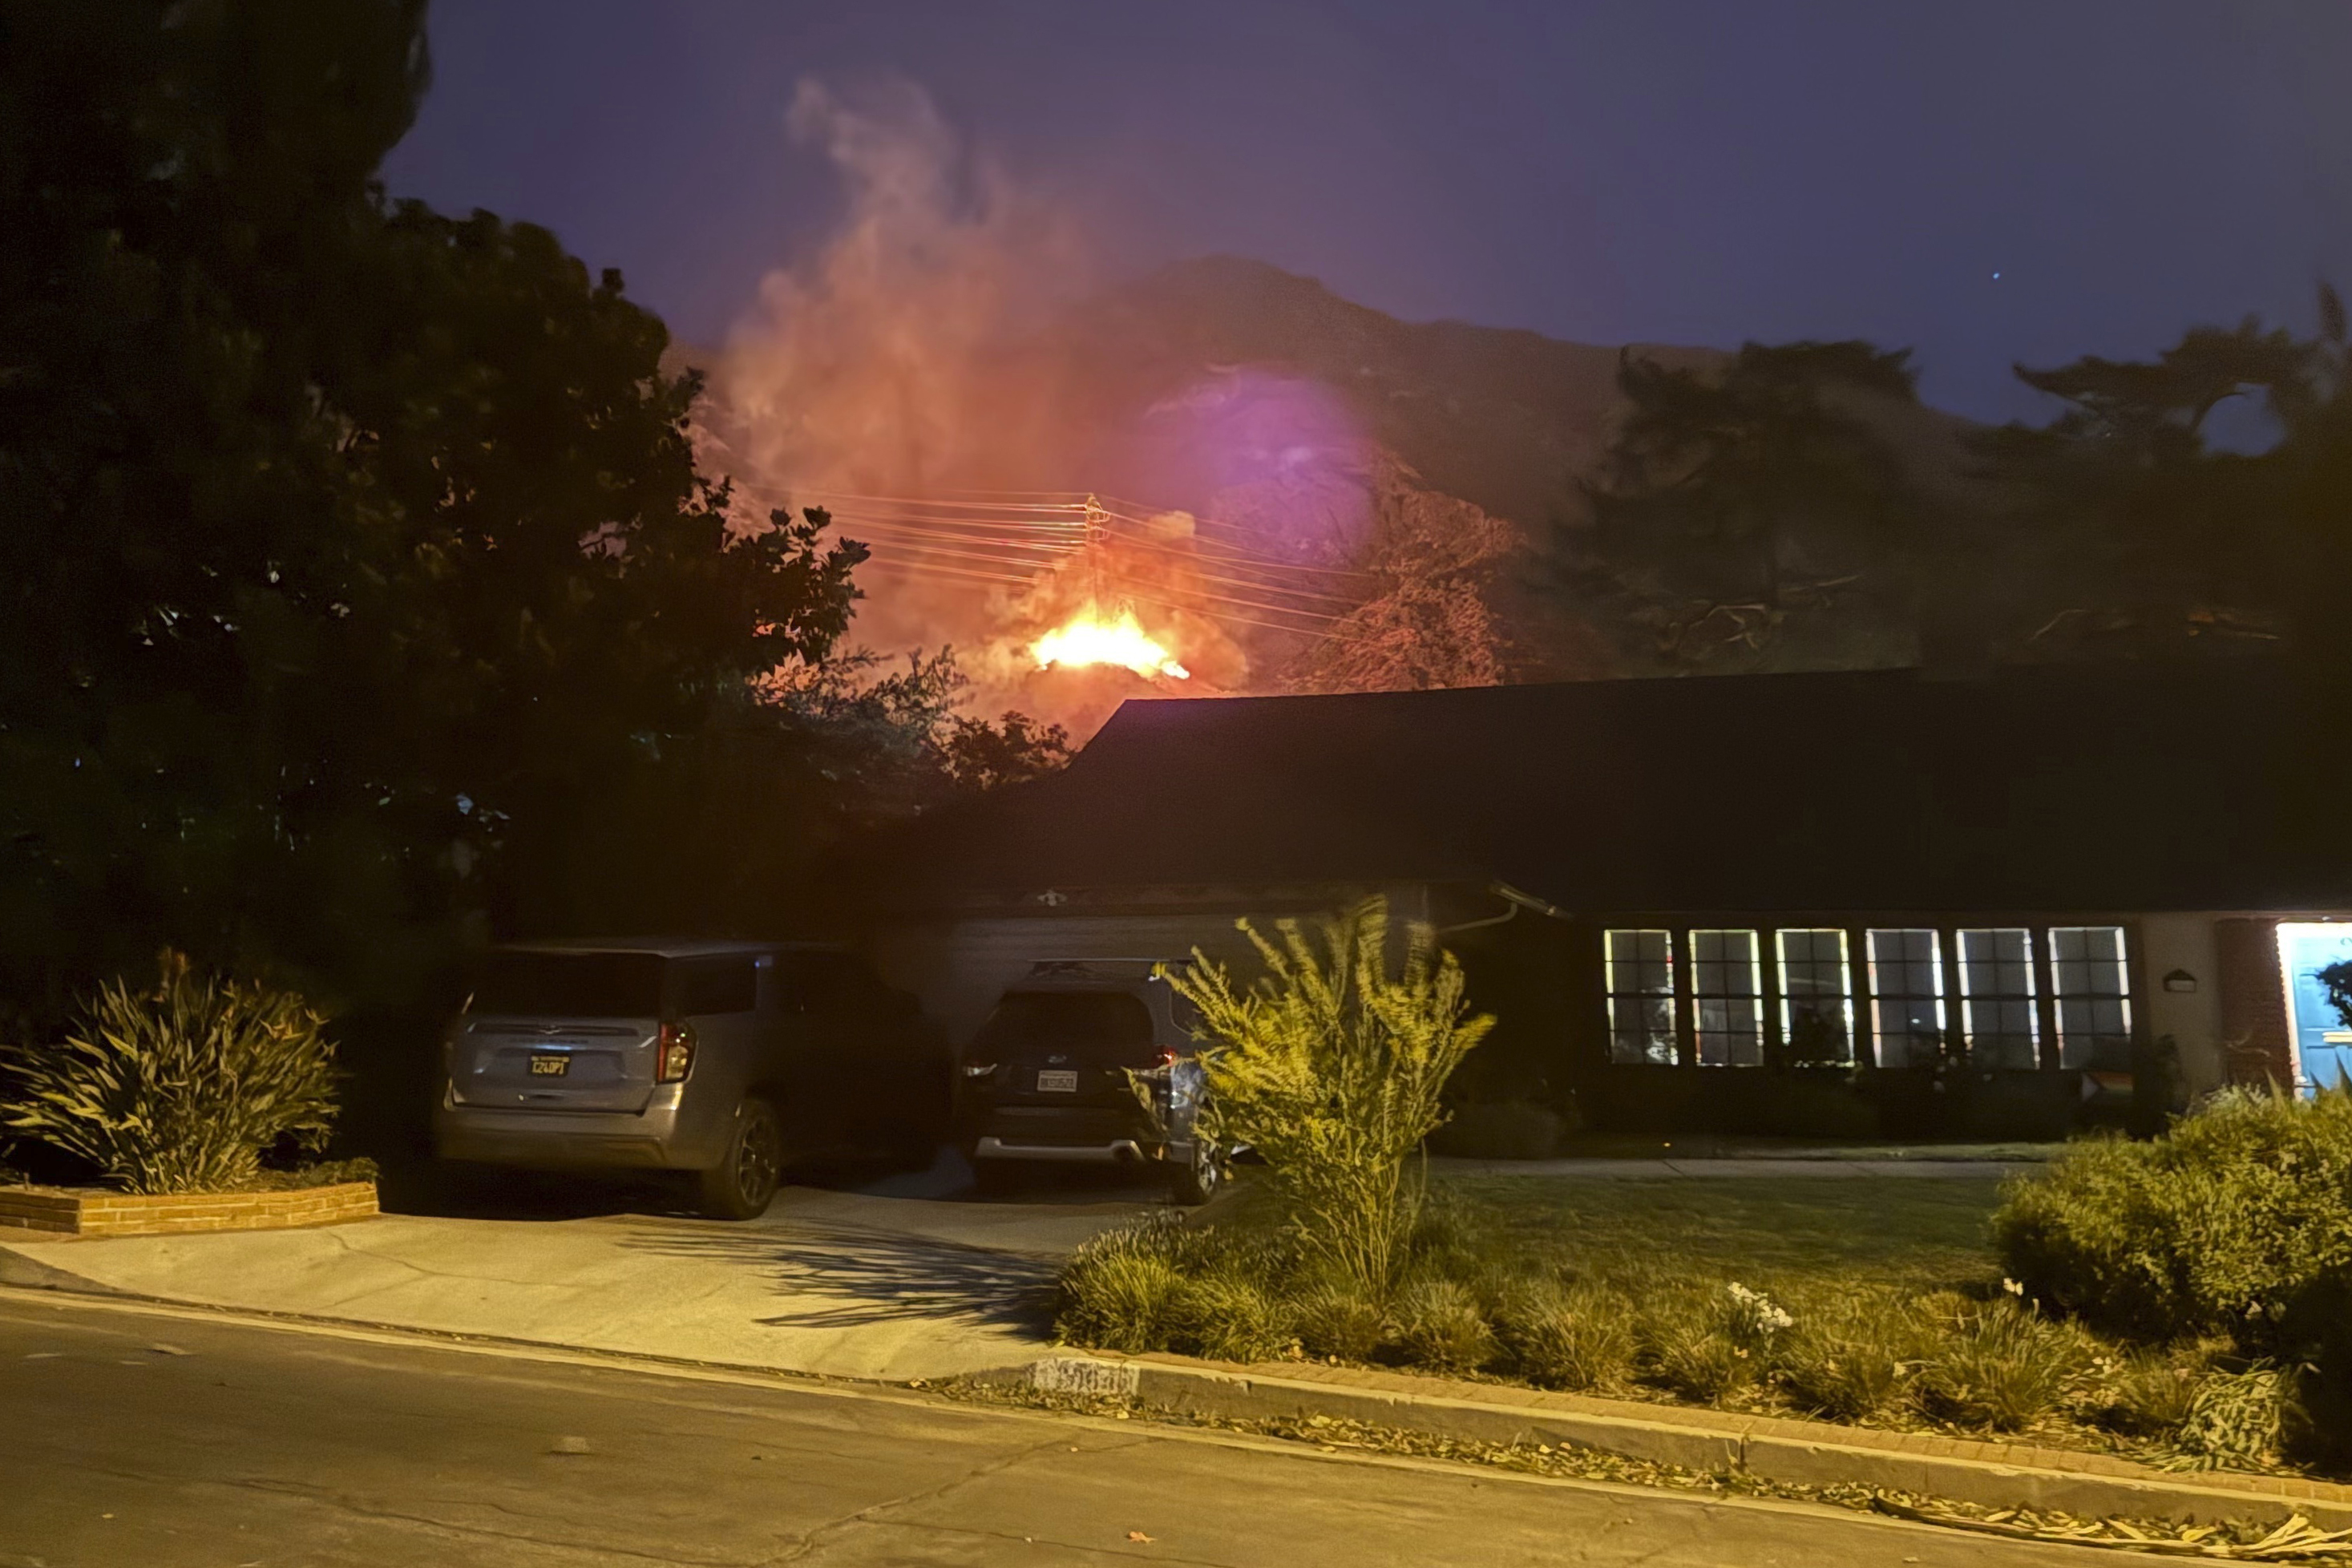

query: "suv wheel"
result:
(697, 1097), (783, 1220)
(1167, 1139), (1221, 1206)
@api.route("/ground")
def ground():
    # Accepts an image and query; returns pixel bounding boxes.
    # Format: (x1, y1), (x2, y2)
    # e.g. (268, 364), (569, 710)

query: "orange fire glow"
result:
(1030, 606), (1190, 681)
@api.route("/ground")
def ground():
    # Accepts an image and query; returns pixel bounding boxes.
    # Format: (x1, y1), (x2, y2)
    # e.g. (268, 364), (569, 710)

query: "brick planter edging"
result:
(1019, 1352), (2352, 1531)
(0, 1181), (378, 1239)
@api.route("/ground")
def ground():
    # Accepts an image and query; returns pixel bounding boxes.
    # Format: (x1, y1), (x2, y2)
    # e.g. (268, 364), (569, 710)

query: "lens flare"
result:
(1031, 606), (1190, 681)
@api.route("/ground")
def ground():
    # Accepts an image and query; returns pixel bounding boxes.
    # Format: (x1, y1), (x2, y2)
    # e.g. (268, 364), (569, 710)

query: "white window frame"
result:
(2050, 925), (2132, 1069)
(1604, 928), (1679, 1066)
(1958, 927), (2042, 1070)
(1775, 928), (1855, 1064)
(1865, 927), (1949, 1069)
(1689, 928), (1764, 1066)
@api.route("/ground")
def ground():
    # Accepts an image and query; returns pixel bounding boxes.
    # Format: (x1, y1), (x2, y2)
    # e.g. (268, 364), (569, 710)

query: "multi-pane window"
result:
(1776, 929), (1853, 1063)
(1959, 928), (2040, 1069)
(1604, 929), (1677, 1065)
(2051, 926), (2131, 1069)
(1866, 928), (1948, 1069)
(1690, 929), (1764, 1065)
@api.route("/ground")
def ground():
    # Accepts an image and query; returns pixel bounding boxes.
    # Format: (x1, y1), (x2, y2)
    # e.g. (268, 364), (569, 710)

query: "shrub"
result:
(1390, 1279), (1497, 1373)
(1165, 897), (1493, 1295)
(1176, 1274), (1297, 1364)
(2, 952), (337, 1194)
(1777, 1289), (1926, 1421)
(1427, 1101), (1562, 1161)
(2172, 1367), (2289, 1472)
(1914, 1299), (2087, 1433)
(1293, 1279), (1388, 1362)
(1640, 1286), (1776, 1405)
(1495, 1278), (1635, 1392)
(1994, 1089), (2352, 1349)
(2092, 1350), (2204, 1439)
(1058, 1214), (1199, 1351)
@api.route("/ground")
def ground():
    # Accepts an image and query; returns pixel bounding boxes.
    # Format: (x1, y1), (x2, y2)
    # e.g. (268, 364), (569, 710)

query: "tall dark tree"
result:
(1582, 340), (1921, 665)
(0, 2), (1053, 1021)
(1974, 318), (2321, 619)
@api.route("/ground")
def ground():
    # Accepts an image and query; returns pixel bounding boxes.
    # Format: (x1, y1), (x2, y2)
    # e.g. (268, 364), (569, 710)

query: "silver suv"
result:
(434, 939), (945, 1218)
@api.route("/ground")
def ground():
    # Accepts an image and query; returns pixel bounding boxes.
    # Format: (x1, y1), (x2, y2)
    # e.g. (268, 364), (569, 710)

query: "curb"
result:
(1011, 1352), (2352, 1532)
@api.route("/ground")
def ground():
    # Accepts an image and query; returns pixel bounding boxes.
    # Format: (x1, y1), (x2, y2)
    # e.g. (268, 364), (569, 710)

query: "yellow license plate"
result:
(529, 1054), (571, 1077)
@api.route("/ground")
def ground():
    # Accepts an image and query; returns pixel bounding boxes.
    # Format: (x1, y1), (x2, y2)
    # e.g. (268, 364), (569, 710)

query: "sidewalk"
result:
(0, 1179), (1150, 1381)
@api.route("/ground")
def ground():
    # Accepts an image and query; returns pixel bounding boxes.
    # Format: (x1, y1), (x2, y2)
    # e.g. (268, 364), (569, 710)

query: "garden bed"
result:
(1058, 1170), (2299, 1478)
(0, 1171), (378, 1239)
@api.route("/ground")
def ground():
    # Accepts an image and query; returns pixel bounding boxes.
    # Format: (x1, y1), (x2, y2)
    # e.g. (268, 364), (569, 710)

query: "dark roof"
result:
(878, 659), (2341, 914)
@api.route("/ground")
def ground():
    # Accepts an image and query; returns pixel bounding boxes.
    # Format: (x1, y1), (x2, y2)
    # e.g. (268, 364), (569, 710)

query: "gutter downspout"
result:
(1438, 881), (1573, 937)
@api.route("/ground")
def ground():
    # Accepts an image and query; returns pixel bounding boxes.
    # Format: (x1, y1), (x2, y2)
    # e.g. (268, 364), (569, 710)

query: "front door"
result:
(2280, 923), (2352, 1095)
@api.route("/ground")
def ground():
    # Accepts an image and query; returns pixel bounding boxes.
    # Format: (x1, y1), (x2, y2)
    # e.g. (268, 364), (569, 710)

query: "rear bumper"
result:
(433, 1088), (725, 1172)
(971, 1134), (1166, 1165)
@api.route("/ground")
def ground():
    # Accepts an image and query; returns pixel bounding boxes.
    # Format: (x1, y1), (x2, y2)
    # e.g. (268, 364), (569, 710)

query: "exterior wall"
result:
(2140, 913), (2229, 1099)
(0, 1181), (378, 1238)
(2216, 917), (2294, 1085)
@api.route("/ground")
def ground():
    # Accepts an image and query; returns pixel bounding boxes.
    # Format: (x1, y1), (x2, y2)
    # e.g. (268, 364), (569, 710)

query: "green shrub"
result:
(1177, 1274), (1297, 1364)
(2091, 1350), (2204, 1439)
(1058, 1214), (1199, 1351)
(1776, 1289), (1926, 1421)
(1390, 1279), (1497, 1373)
(1166, 898), (1493, 1295)
(2, 952), (337, 1194)
(1914, 1299), (2087, 1433)
(1640, 1286), (1774, 1404)
(1427, 1101), (1562, 1160)
(1293, 1279), (1388, 1362)
(1495, 1278), (1635, 1392)
(1994, 1089), (2352, 1348)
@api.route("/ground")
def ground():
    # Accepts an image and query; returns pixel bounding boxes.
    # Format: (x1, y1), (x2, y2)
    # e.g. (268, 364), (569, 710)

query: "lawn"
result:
(1444, 1174), (2007, 1296)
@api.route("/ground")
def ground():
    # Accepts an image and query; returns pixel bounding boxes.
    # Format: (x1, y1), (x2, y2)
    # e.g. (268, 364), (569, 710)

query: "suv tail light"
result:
(655, 1022), (696, 1084)
(960, 1061), (998, 1079)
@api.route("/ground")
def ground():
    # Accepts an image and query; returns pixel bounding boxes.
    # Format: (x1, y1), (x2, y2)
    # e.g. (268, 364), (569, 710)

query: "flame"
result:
(1031, 606), (1190, 681)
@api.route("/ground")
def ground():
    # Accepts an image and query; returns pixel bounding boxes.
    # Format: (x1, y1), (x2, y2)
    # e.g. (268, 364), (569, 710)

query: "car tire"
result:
(1166, 1139), (1221, 1206)
(696, 1097), (783, 1220)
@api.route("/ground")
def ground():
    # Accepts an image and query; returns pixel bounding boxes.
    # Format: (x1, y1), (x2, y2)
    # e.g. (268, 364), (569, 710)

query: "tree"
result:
(1583, 341), (1921, 666)
(1974, 318), (2321, 616)
(0, 2), (1049, 1021)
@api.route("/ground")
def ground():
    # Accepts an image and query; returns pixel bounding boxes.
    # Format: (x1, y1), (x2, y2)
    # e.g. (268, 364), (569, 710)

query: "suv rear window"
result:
(975, 990), (1156, 1062)
(475, 952), (666, 1018)
(669, 956), (758, 1016)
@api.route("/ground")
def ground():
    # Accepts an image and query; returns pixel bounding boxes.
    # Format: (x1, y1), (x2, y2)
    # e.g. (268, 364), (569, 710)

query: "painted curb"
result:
(1017, 1353), (2352, 1531)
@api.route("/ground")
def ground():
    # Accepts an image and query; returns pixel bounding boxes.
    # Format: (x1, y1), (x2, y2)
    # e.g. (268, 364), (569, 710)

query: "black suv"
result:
(955, 962), (1219, 1204)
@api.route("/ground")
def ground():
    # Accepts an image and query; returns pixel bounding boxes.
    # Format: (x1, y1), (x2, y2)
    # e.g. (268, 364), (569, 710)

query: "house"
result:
(863, 657), (2352, 1137)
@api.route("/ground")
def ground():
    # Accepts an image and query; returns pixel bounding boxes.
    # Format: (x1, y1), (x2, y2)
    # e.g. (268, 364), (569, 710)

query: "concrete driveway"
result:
(0, 1152), (1161, 1381)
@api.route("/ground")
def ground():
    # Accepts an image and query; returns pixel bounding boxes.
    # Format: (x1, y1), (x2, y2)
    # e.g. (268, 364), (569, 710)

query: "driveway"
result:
(0, 1152), (1161, 1381)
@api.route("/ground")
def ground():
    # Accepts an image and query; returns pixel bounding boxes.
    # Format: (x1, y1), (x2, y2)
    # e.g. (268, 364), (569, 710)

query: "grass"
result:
(1450, 1174), (2005, 1295)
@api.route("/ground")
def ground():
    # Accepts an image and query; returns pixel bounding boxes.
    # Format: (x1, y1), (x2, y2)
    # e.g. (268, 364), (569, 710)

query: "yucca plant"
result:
(2, 951), (339, 1194)
(1165, 897), (1494, 1297)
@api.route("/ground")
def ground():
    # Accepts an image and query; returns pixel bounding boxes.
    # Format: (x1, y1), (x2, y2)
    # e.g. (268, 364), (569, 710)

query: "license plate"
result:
(1036, 1069), (1078, 1093)
(529, 1053), (571, 1077)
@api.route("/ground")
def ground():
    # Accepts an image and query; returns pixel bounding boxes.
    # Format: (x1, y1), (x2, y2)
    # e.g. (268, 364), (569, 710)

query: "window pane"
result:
(2051, 925), (2131, 1069)
(1866, 929), (1946, 1068)
(1604, 930), (1678, 1065)
(1776, 929), (1853, 1062)
(1959, 929), (2039, 1069)
(1690, 930), (1761, 1066)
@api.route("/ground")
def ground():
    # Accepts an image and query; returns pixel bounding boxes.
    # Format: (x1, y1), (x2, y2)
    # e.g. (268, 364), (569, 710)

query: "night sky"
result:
(383, 1), (2352, 426)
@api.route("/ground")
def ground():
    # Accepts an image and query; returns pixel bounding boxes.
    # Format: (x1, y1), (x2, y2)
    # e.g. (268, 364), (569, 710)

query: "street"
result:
(0, 1290), (2099, 1568)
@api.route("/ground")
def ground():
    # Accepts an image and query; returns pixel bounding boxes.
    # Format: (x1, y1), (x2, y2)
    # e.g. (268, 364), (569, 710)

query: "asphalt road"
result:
(0, 1290), (2100, 1568)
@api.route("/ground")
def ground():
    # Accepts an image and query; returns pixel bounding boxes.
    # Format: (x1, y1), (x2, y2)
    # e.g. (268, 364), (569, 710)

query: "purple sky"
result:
(382, 0), (2352, 425)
